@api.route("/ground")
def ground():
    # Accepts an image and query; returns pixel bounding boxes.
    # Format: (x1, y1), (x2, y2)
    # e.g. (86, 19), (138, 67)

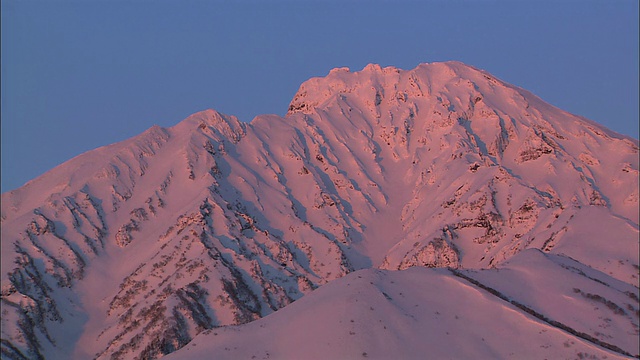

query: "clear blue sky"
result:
(2, 0), (638, 193)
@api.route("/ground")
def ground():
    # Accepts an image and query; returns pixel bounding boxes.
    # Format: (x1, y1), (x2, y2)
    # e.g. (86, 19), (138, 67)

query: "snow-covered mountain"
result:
(1, 61), (638, 360)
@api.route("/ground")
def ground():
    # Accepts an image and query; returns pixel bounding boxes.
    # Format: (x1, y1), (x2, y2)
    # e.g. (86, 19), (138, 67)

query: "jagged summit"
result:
(285, 60), (632, 145)
(289, 61), (521, 114)
(1, 61), (638, 359)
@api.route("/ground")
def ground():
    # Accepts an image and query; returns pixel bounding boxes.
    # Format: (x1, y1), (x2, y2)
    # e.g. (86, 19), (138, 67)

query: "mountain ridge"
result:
(1, 61), (638, 359)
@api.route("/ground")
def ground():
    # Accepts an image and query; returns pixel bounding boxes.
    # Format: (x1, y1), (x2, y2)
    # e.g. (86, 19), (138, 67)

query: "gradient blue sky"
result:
(2, 0), (638, 192)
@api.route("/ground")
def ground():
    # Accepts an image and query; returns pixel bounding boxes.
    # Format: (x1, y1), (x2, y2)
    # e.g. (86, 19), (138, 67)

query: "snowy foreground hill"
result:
(1, 61), (638, 359)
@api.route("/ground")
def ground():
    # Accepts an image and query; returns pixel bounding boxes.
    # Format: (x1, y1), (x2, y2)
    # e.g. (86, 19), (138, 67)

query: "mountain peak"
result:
(286, 61), (506, 117)
(2, 61), (638, 360)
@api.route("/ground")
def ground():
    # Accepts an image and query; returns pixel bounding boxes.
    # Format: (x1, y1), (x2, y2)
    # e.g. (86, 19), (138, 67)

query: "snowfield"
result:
(166, 260), (633, 360)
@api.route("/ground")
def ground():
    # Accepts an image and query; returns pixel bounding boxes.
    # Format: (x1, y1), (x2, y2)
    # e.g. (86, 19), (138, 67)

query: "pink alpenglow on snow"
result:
(1, 62), (638, 360)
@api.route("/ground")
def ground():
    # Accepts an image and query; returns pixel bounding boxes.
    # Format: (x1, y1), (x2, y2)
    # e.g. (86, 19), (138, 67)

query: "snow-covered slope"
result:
(166, 251), (638, 360)
(1, 61), (638, 360)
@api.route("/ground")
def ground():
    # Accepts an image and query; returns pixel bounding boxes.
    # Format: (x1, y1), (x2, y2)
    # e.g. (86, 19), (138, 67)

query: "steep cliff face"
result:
(1, 62), (638, 359)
